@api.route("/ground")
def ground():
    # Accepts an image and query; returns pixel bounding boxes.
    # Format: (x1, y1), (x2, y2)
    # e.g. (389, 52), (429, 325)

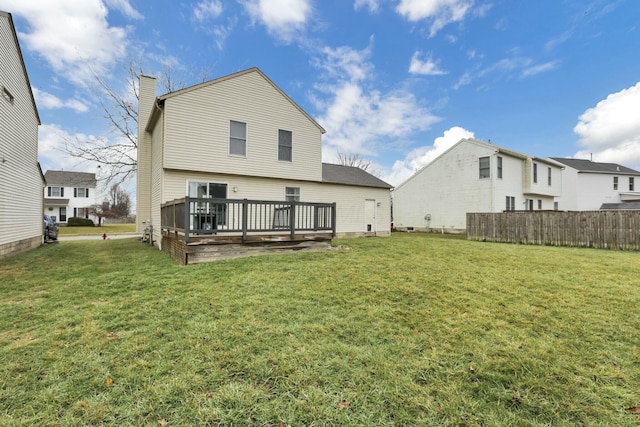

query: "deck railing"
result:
(161, 197), (336, 242)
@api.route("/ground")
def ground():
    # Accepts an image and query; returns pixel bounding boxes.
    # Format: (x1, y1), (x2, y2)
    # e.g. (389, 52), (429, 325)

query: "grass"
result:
(57, 223), (136, 236)
(1, 233), (640, 426)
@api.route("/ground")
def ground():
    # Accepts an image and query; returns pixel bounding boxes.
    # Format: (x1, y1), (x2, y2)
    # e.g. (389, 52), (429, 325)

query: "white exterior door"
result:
(364, 199), (376, 233)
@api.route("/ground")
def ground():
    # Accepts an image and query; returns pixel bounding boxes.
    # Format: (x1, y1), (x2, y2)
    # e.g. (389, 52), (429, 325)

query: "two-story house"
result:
(548, 158), (640, 211)
(392, 138), (564, 232)
(43, 170), (98, 224)
(0, 11), (44, 259)
(137, 67), (391, 253)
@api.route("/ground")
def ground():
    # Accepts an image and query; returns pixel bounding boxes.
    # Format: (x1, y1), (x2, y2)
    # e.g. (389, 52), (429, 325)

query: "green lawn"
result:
(1, 233), (639, 426)
(57, 223), (136, 236)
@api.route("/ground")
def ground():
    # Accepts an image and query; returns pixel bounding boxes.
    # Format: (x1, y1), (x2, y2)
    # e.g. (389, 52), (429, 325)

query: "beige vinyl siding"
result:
(136, 76), (156, 232)
(162, 70), (322, 182)
(162, 170), (391, 236)
(0, 14), (42, 252)
(149, 115), (164, 243)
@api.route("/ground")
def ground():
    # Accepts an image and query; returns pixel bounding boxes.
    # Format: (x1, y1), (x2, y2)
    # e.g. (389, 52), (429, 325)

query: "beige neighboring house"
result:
(393, 138), (564, 232)
(0, 11), (43, 260)
(137, 67), (391, 249)
(43, 170), (99, 224)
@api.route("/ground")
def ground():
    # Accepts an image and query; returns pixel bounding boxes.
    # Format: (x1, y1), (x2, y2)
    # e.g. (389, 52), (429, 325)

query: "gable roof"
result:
(44, 170), (97, 187)
(0, 11), (40, 125)
(152, 67), (325, 134)
(322, 163), (392, 189)
(549, 158), (640, 175)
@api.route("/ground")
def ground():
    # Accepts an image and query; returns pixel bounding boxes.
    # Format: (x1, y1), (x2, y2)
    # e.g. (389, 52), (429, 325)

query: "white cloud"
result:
(521, 60), (560, 78)
(38, 124), (90, 173)
(0, 0), (130, 86)
(243, 0), (312, 42)
(193, 0), (223, 22)
(313, 42), (440, 166)
(409, 51), (447, 75)
(104, 0), (143, 19)
(354, 0), (380, 12)
(33, 87), (89, 113)
(383, 126), (474, 186)
(396, 0), (473, 37)
(573, 82), (640, 167)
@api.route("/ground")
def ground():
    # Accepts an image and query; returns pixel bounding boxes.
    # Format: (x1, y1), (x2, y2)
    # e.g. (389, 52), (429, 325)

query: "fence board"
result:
(467, 211), (640, 251)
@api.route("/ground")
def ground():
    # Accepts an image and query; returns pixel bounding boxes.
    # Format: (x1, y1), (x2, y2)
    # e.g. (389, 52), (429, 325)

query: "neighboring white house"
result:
(43, 170), (98, 224)
(0, 11), (44, 259)
(137, 67), (391, 247)
(393, 138), (564, 232)
(548, 158), (640, 211)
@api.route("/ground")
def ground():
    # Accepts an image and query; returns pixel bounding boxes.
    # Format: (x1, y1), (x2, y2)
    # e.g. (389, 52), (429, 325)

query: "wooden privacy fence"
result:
(467, 210), (640, 250)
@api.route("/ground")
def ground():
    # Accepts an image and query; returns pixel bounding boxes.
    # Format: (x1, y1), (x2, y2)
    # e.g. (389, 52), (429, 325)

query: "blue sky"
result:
(3, 0), (640, 189)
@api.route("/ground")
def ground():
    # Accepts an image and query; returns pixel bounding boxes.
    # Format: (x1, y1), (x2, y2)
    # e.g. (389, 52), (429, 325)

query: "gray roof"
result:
(600, 203), (640, 210)
(550, 158), (640, 175)
(322, 163), (392, 188)
(44, 170), (97, 187)
(44, 198), (69, 206)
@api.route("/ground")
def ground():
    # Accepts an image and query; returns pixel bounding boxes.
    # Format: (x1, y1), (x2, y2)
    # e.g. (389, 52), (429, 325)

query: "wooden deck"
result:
(160, 197), (336, 264)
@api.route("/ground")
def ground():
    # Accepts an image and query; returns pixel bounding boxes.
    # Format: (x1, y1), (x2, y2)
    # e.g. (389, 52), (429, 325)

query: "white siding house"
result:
(393, 138), (563, 232)
(0, 11), (43, 259)
(43, 170), (98, 224)
(137, 67), (391, 248)
(548, 158), (640, 211)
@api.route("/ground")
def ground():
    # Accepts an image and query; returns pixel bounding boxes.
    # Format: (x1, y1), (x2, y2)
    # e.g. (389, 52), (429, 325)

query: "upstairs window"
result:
(48, 186), (64, 197)
(630, 177), (635, 191)
(497, 156), (503, 179)
(547, 167), (552, 186)
(613, 176), (618, 190)
(74, 188), (89, 198)
(533, 163), (538, 183)
(285, 187), (300, 202)
(479, 157), (490, 179)
(278, 130), (292, 162)
(229, 120), (246, 157)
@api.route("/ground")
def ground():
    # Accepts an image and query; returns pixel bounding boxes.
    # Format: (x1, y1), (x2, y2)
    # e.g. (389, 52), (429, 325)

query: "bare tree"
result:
(63, 61), (212, 185)
(108, 183), (132, 218)
(336, 151), (372, 171)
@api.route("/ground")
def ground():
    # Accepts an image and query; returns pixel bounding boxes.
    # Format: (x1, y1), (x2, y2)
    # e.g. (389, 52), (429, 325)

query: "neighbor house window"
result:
(533, 163), (538, 183)
(554, 202), (559, 211)
(229, 120), (246, 156)
(74, 187), (89, 198)
(497, 156), (503, 179)
(526, 199), (533, 211)
(479, 156), (490, 179)
(278, 129), (292, 162)
(505, 196), (515, 211)
(630, 177), (635, 191)
(613, 176), (618, 190)
(74, 208), (89, 219)
(285, 187), (300, 202)
(48, 186), (64, 197)
(538, 200), (542, 210)
(547, 167), (552, 186)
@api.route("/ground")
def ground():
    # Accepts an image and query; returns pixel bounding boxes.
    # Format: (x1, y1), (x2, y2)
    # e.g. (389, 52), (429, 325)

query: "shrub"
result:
(67, 217), (95, 227)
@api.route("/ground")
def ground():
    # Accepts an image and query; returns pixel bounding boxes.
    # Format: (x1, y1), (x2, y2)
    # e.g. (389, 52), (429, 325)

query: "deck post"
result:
(290, 201), (296, 240)
(242, 199), (248, 241)
(332, 202), (337, 237)
(184, 196), (190, 243)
